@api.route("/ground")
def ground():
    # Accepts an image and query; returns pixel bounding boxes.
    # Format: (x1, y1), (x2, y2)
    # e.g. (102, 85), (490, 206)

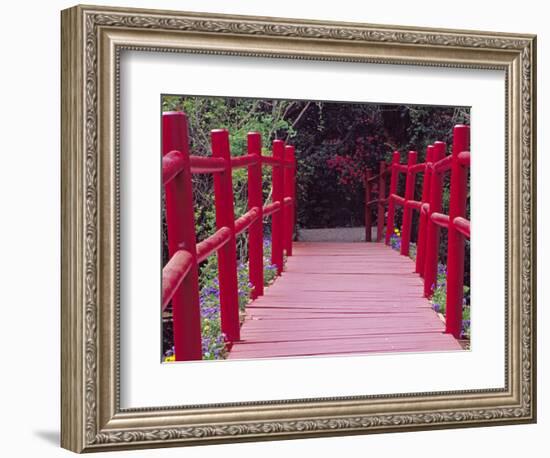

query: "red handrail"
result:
(161, 111), (297, 361)
(196, 227), (232, 264)
(366, 124), (470, 339)
(431, 212), (450, 228)
(263, 201), (282, 217)
(162, 250), (194, 312)
(231, 154), (259, 169)
(189, 155), (227, 173)
(162, 150), (186, 184)
(235, 207), (261, 236)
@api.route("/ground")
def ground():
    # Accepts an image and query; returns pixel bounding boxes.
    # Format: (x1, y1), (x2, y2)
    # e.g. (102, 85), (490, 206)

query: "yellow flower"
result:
(164, 355), (175, 362)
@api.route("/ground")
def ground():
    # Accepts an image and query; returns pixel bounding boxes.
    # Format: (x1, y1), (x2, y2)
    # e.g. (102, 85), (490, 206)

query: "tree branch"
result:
(285, 102), (312, 141)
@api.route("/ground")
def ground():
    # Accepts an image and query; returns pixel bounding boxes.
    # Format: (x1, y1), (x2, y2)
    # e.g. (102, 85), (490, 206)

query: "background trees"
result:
(164, 95), (469, 232)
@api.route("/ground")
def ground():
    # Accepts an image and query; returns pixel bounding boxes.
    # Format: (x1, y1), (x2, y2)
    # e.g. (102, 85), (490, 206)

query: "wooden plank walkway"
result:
(227, 242), (462, 360)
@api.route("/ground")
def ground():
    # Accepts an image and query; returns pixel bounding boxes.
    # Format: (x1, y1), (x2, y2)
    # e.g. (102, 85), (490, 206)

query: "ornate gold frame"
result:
(61, 4), (536, 453)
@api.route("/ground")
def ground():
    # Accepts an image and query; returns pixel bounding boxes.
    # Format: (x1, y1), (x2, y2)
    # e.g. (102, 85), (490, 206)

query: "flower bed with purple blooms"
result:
(389, 228), (470, 341)
(163, 237), (281, 362)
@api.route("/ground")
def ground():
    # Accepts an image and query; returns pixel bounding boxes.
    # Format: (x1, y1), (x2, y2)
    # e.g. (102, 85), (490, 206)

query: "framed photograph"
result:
(61, 4), (536, 453)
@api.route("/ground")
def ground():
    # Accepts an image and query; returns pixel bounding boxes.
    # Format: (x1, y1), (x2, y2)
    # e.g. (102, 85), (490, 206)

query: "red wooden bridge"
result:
(162, 112), (470, 361)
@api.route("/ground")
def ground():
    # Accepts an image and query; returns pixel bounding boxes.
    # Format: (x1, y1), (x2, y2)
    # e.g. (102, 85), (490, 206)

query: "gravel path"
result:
(297, 226), (380, 242)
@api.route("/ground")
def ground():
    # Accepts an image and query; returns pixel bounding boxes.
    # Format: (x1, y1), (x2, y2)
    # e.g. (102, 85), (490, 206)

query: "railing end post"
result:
(162, 111), (190, 157)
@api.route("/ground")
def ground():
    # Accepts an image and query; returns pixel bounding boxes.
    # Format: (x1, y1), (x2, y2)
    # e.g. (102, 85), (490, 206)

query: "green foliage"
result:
(430, 268), (470, 341)
(162, 96), (299, 251)
(162, 95), (470, 236)
(404, 106), (470, 158)
(262, 238), (279, 286)
(163, 238), (284, 361)
(164, 95), (297, 157)
(389, 228), (470, 341)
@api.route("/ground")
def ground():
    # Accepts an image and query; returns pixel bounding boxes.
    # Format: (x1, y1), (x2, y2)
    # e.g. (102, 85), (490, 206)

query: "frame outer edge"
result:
(60, 3), (537, 452)
(61, 5), (86, 453)
(528, 35), (537, 423)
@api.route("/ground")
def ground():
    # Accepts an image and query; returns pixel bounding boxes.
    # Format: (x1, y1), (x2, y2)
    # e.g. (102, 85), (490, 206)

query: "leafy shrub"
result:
(163, 238), (282, 361)
(389, 228), (470, 341)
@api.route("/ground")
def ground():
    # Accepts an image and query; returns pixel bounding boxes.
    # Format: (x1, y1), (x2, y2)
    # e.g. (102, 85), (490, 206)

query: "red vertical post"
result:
(284, 145), (296, 256)
(445, 125), (470, 338)
(400, 151), (418, 256)
(271, 140), (285, 275)
(385, 151), (401, 245)
(364, 169), (372, 242)
(247, 132), (264, 300)
(162, 112), (202, 361)
(423, 141), (446, 298)
(377, 161), (386, 242)
(211, 129), (240, 343)
(415, 145), (435, 275)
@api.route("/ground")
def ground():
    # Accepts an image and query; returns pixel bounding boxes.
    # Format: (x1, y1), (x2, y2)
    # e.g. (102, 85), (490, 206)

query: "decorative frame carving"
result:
(61, 4), (536, 452)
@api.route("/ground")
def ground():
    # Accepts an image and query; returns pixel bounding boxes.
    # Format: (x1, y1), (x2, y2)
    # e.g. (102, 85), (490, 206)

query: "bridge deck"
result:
(227, 242), (462, 360)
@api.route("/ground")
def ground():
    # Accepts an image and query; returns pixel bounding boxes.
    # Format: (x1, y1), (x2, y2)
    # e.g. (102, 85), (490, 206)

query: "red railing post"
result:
(162, 112), (202, 361)
(384, 151), (401, 245)
(445, 125), (470, 338)
(364, 169), (373, 242)
(377, 161), (386, 242)
(247, 132), (264, 299)
(271, 140), (285, 275)
(415, 145), (435, 275)
(400, 151), (418, 256)
(423, 141), (446, 298)
(211, 129), (240, 343)
(284, 145), (296, 256)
